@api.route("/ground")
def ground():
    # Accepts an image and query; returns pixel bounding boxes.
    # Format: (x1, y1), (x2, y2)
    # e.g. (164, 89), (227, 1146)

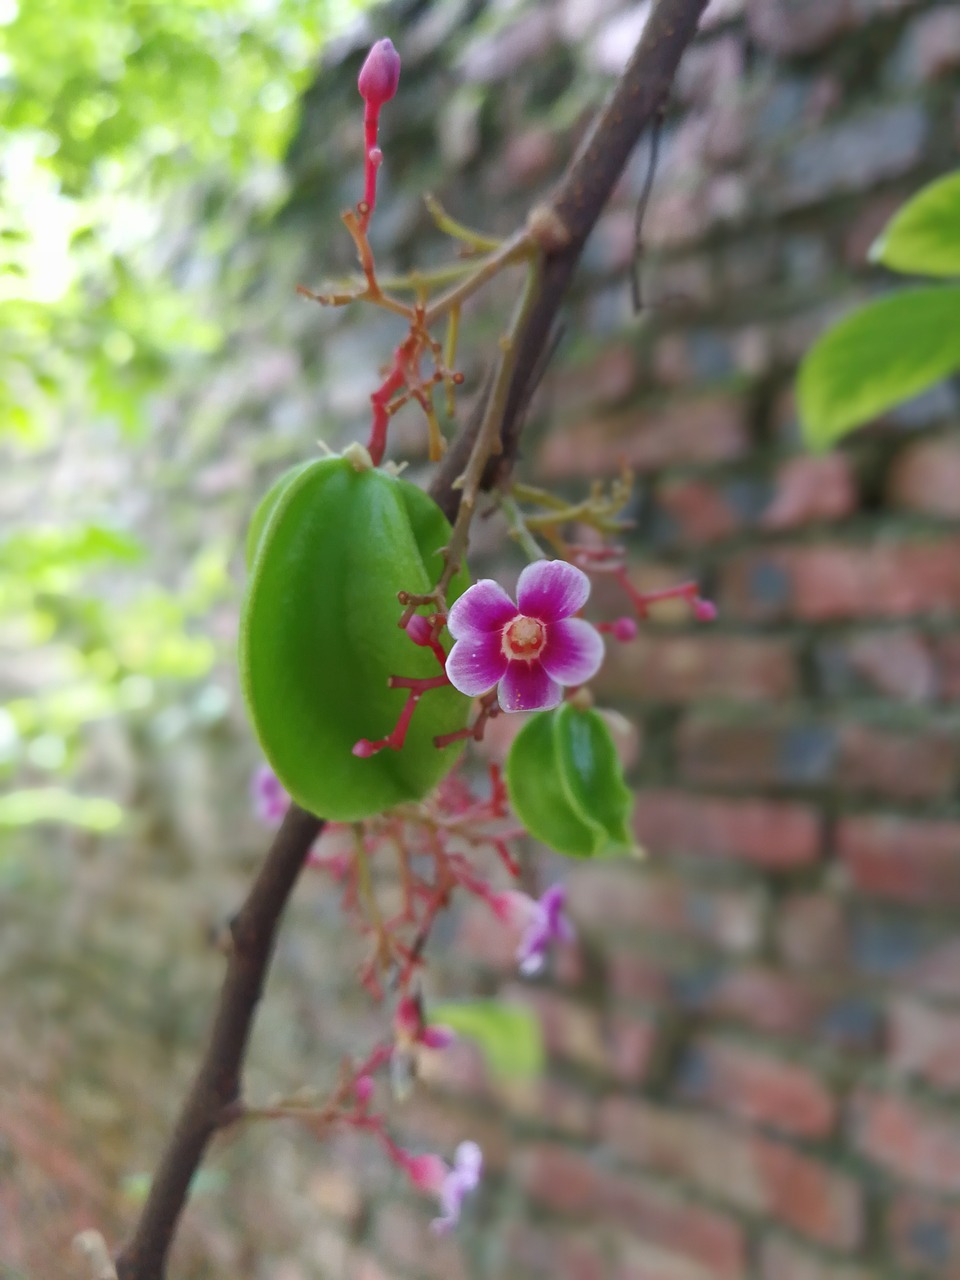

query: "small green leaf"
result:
(870, 171), (960, 278)
(506, 705), (637, 859)
(429, 1000), (544, 1079)
(554, 703), (634, 852)
(505, 709), (602, 857)
(797, 286), (960, 449)
(0, 788), (123, 831)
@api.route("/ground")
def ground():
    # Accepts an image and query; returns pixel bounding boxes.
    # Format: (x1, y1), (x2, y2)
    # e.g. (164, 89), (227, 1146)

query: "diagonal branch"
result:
(113, 3), (709, 1275)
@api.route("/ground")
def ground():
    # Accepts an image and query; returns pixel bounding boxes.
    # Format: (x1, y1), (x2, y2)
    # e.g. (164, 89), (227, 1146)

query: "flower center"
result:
(502, 615), (546, 661)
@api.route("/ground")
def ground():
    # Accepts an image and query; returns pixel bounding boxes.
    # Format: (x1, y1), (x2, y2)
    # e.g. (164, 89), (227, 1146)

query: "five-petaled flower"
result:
(492, 883), (575, 976)
(408, 1141), (483, 1233)
(445, 560), (604, 713)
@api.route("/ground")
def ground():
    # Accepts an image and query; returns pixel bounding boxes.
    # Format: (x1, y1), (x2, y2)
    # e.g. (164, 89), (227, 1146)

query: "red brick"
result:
(552, 343), (638, 416)
(675, 716), (836, 790)
(566, 863), (765, 954)
(852, 1092), (960, 1193)
(934, 633), (960, 702)
(762, 455), (858, 530)
(888, 435), (960, 518)
(746, 0), (856, 55)
(777, 893), (848, 972)
(904, 938), (960, 1000)
(615, 1236), (723, 1280)
(829, 629), (938, 703)
(599, 1098), (862, 1248)
(721, 537), (960, 622)
(517, 1144), (747, 1280)
(607, 949), (677, 1004)
(374, 1202), (468, 1280)
(539, 394), (747, 477)
(675, 1036), (837, 1139)
(758, 1234), (876, 1280)
(888, 1191), (960, 1277)
(506, 1221), (612, 1280)
(900, 6), (960, 83)
(497, 1077), (597, 1140)
(595, 633), (798, 704)
(838, 815), (960, 906)
(689, 966), (839, 1040)
(889, 998), (960, 1093)
(837, 723), (959, 802)
(634, 791), (821, 870)
(656, 477), (743, 545)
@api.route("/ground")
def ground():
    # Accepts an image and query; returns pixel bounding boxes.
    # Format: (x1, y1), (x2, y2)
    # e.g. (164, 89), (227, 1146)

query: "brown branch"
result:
(114, 803), (322, 1279)
(113, 2), (708, 1275)
(430, 0), (710, 519)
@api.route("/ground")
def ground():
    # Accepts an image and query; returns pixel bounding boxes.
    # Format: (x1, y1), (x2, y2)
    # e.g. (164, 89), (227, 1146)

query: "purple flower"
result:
(431, 1141), (483, 1234)
(492, 883), (575, 976)
(251, 764), (289, 825)
(445, 560), (604, 713)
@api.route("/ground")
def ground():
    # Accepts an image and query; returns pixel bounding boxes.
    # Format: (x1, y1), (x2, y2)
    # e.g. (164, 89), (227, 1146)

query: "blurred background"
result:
(3, 0), (960, 1276)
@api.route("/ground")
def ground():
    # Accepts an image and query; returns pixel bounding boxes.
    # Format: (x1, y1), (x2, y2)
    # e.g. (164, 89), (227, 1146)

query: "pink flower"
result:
(493, 883), (575, 976)
(445, 561), (604, 713)
(358, 38), (401, 108)
(251, 764), (289, 825)
(431, 1141), (484, 1233)
(405, 1141), (482, 1231)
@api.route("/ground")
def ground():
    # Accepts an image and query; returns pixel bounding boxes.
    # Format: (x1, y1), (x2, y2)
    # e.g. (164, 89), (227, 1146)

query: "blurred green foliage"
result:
(0, 0), (371, 835)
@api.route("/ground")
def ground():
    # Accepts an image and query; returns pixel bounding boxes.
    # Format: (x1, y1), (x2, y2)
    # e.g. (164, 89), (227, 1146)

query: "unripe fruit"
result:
(241, 451), (469, 821)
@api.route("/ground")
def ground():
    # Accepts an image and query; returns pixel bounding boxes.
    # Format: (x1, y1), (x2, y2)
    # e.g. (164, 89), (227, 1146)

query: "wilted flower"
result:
(445, 560), (604, 713)
(492, 883), (575, 976)
(251, 764), (288, 825)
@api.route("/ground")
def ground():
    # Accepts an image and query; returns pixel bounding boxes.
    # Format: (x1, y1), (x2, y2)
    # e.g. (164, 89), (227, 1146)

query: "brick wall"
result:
(289, 0), (960, 1275)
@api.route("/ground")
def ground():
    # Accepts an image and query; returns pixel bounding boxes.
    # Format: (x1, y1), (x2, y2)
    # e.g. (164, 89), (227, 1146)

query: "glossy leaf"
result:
(506, 704), (636, 858)
(240, 453), (470, 822)
(797, 286), (960, 449)
(429, 1000), (544, 1079)
(870, 171), (960, 278)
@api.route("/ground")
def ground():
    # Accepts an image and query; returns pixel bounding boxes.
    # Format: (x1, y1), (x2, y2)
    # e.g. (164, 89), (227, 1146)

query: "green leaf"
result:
(870, 171), (960, 278)
(506, 705), (638, 858)
(797, 286), (960, 449)
(505, 709), (602, 857)
(429, 1000), (544, 1079)
(0, 787), (123, 831)
(554, 703), (634, 852)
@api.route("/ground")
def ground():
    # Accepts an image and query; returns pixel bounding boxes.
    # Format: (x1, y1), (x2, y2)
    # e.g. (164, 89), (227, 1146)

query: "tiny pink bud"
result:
(405, 614), (434, 646)
(611, 616), (638, 642)
(354, 1075), (375, 1104)
(358, 38), (401, 108)
(352, 739), (375, 758)
(693, 598), (718, 622)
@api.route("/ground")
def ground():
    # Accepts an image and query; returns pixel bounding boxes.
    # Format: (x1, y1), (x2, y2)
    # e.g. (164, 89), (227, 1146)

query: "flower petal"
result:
(445, 633), (508, 697)
(447, 579), (518, 640)
(539, 617), (604, 687)
(498, 661), (562, 713)
(516, 559), (590, 622)
(454, 1140), (483, 1186)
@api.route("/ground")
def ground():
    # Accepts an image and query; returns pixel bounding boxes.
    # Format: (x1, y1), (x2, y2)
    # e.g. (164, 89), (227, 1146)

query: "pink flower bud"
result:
(354, 1075), (375, 1104)
(611, 616), (638, 642)
(358, 38), (401, 108)
(405, 614), (434, 646)
(693, 597), (718, 622)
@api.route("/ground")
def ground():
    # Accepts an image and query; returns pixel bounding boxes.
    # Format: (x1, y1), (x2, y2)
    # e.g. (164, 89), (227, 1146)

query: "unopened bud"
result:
(611, 616), (638, 642)
(693, 598), (718, 622)
(358, 38), (401, 108)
